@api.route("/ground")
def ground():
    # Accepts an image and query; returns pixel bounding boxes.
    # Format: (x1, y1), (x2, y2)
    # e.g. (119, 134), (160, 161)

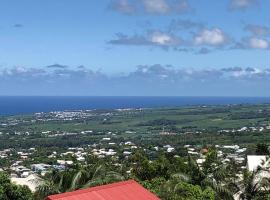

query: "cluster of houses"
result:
(219, 125), (270, 133)
(184, 144), (247, 167)
(4, 137), (140, 188)
(0, 137), (269, 197)
(183, 143), (270, 181)
(34, 110), (121, 122)
(1, 119), (269, 197)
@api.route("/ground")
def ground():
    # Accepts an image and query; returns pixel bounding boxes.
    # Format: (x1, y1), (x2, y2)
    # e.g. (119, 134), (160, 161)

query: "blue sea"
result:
(1, 96), (270, 116)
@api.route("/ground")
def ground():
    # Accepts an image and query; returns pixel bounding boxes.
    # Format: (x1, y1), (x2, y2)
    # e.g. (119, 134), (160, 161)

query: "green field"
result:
(0, 104), (270, 149)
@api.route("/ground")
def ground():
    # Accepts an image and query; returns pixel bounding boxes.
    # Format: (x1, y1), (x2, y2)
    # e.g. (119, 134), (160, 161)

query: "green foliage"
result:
(187, 156), (205, 186)
(140, 177), (167, 196)
(2, 105), (270, 151)
(160, 179), (215, 200)
(202, 148), (218, 174)
(35, 164), (124, 199)
(240, 169), (270, 200)
(131, 152), (187, 182)
(1, 105), (270, 199)
(0, 172), (33, 200)
(173, 182), (215, 200)
(256, 143), (270, 155)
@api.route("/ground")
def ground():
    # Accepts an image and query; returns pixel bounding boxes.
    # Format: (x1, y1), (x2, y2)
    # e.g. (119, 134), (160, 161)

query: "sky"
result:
(1, 0), (270, 96)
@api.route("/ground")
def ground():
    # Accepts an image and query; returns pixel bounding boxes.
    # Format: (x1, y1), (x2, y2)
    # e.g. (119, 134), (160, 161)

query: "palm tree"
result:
(34, 180), (60, 199)
(239, 168), (270, 200)
(159, 173), (215, 200)
(160, 156), (234, 200)
(70, 164), (125, 190)
(35, 164), (124, 200)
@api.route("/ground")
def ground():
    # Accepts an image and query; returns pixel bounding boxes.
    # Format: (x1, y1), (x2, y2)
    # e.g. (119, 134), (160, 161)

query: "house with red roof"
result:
(46, 180), (160, 200)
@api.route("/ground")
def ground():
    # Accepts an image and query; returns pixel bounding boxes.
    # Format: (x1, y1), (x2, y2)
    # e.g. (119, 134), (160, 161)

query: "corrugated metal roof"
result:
(247, 155), (267, 171)
(46, 180), (160, 200)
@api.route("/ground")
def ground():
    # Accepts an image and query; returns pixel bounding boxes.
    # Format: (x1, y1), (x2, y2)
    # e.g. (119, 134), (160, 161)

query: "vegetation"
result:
(1, 148), (270, 199)
(239, 168), (270, 200)
(1, 104), (270, 199)
(0, 172), (33, 200)
(1, 105), (270, 154)
(35, 163), (124, 199)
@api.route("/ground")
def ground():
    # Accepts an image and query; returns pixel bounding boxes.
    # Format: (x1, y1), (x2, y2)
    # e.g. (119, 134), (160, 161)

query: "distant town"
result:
(0, 104), (269, 199)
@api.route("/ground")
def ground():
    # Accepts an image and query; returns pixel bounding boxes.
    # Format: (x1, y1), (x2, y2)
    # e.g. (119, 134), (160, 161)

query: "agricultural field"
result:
(0, 104), (270, 150)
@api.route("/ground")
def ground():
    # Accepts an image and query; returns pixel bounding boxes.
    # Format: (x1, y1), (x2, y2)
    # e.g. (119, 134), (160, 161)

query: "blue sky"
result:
(1, 0), (270, 96)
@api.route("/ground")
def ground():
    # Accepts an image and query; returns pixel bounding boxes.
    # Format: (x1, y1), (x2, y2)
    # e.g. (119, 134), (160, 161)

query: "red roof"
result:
(46, 180), (160, 200)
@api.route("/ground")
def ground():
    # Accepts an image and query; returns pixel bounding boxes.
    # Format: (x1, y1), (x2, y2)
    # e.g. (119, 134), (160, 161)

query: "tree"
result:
(239, 168), (270, 200)
(159, 175), (215, 200)
(132, 159), (157, 181)
(186, 156), (234, 200)
(202, 148), (218, 175)
(141, 177), (166, 197)
(35, 164), (124, 199)
(173, 182), (215, 200)
(256, 143), (270, 155)
(131, 151), (157, 181)
(0, 172), (33, 200)
(131, 152), (187, 182)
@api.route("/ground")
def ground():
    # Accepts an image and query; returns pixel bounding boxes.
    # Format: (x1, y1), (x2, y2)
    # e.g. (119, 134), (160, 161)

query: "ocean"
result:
(0, 96), (270, 116)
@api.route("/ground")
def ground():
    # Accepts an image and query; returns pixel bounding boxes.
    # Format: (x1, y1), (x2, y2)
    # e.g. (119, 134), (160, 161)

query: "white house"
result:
(247, 155), (267, 171)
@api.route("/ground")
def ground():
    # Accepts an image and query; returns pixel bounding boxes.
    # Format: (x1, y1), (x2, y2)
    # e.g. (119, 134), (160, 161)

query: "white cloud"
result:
(150, 32), (180, 45)
(142, 0), (190, 14)
(110, 0), (135, 14)
(249, 37), (269, 49)
(109, 31), (181, 49)
(111, 0), (190, 15)
(194, 28), (227, 46)
(142, 0), (170, 14)
(2, 65), (270, 96)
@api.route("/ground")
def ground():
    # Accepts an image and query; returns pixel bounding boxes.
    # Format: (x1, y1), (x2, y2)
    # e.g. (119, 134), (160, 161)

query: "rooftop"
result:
(247, 155), (267, 171)
(46, 180), (160, 200)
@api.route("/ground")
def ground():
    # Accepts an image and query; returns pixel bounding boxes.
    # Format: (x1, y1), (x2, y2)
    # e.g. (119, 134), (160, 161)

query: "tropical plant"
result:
(256, 143), (270, 155)
(35, 164), (124, 199)
(239, 168), (270, 200)
(159, 174), (215, 200)
(186, 155), (234, 200)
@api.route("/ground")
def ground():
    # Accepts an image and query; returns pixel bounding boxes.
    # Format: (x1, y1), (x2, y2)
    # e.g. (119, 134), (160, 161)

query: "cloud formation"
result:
(110, 0), (190, 15)
(194, 28), (228, 46)
(108, 17), (270, 52)
(229, 0), (258, 10)
(168, 19), (204, 32)
(142, 0), (189, 14)
(108, 26), (230, 51)
(231, 23), (270, 50)
(108, 31), (181, 49)
(108, 0), (269, 53)
(1, 65), (270, 96)
(234, 37), (270, 50)
(109, 0), (135, 14)
(248, 37), (269, 49)
(244, 24), (270, 36)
